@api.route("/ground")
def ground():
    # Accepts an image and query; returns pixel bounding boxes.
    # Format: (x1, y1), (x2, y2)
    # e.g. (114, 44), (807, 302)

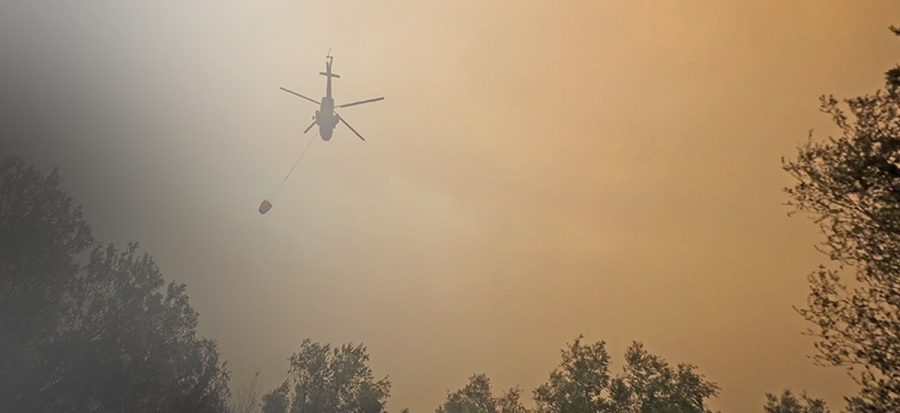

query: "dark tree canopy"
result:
(0, 155), (230, 412)
(0, 155), (92, 349)
(783, 27), (900, 413)
(434, 374), (528, 413)
(534, 336), (719, 413)
(262, 339), (391, 413)
(0, 155), (93, 410)
(534, 336), (617, 413)
(763, 390), (830, 413)
(618, 342), (719, 413)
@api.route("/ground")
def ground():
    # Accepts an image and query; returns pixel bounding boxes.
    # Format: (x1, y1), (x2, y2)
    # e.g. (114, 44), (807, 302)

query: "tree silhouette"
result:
(0, 155), (94, 411)
(763, 390), (830, 413)
(783, 26), (900, 413)
(0, 155), (230, 412)
(262, 339), (390, 413)
(534, 336), (718, 413)
(435, 374), (528, 413)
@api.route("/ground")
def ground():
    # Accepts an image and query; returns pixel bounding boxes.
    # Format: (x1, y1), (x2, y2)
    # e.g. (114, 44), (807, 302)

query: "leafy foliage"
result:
(783, 27), (900, 413)
(534, 336), (617, 413)
(534, 336), (719, 413)
(763, 390), (830, 413)
(618, 342), (719, 413)
(63, 243), (231, 412)
(262, 339), (391, 413)
(435, 374), (528, 413)
(0, 155), (230, 412)
(0, 155), (94, 410)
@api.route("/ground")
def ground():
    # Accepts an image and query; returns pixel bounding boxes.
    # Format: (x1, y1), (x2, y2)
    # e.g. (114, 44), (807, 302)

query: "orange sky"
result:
(2, 2), (899, 412)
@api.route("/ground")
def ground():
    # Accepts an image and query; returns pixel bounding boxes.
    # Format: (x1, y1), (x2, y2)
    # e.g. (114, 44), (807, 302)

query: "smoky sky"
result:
(3, 2), (900, 413)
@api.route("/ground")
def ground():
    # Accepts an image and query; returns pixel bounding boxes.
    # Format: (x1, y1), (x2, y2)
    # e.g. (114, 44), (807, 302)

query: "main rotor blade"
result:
(337, 114), (366, 141)
(279, 87), (320, 105)
(304, 119), (317, 133)
(336, 97), (384, 109)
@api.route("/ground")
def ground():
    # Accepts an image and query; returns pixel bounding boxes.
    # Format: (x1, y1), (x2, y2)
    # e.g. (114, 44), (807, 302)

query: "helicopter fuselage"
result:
(280, 53), (382, 142)
(315, 97), (338, 140)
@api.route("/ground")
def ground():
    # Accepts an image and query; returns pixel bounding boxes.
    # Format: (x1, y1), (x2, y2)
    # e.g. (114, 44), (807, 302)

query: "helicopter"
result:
(279, 52), (383, 141)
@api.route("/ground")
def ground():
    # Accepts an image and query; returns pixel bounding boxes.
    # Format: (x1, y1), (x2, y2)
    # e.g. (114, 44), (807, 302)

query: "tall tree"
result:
(435, 374), (528, 413)
(783, 26), (900, 413)
(59, 242), (231, 413)
(618, 342), (719, 413)
(534, 336), (719, 413)
(262, 339), (391, 413)
(0, 155), (93, 407)
(534, 336), (618, 413)
(0, 155), (230, 412)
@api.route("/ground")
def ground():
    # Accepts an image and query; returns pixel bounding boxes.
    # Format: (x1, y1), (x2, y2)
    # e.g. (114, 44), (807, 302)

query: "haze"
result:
(2, 2), (899, 413)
